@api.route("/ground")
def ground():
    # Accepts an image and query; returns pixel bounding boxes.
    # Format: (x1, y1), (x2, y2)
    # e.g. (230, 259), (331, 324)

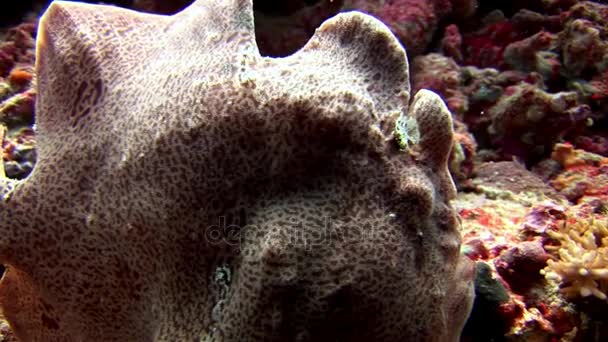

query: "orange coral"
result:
(7, 68), (32, 88)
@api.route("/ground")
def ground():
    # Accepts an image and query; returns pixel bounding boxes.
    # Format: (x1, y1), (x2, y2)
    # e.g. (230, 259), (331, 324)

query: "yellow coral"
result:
(542, 218), (608, 300)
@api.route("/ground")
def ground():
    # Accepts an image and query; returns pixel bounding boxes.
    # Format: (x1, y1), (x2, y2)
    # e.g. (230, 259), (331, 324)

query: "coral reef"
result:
(0, 0), (474, 341)
(344, 0), (476, 57)
(455, 146), (608, 340)
(540, 144), (608, 305)
(343, 0), (445, 56)
(486, 82), (590, 162)
(560, 2), (608, 78)
(412, 53), (467, 115)
(462, 11), (524, 69)
(0, 21), (37, 181)
(0, 22), (36, 77)
(1, 125), (35, 180)
(450, 121), (477, 186)
(454, 162), (582, 341)
(408, 1), (608, 165)
(550, 142), (608, 202)
(542, 215), (608, 300)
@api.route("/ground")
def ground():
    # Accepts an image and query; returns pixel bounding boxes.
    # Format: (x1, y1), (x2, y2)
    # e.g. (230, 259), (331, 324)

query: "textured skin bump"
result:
(0, 0), (474, 341)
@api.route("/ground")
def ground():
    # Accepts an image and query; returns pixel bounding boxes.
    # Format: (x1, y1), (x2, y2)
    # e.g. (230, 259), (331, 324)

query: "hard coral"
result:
(462, 12), (522, 68)
(455, 182), (578, 341)
(450, 123), (477, 185)
(560, 18), (608, 77)
(414, 1), (608, 166)
(487, 82), (590, 163)
(0, 0), (474, 341)
(441, 24), (463, 63)
(0, 21), (37, 181)
(560, 1), (608, 77)
(0, 22), (36, 78)
(549, 143), (608, 203)
(344, 0), (454, 56)
(412, 53), (467, 115)
(2, 126), (35, 180)
(503, 30), (559, 75)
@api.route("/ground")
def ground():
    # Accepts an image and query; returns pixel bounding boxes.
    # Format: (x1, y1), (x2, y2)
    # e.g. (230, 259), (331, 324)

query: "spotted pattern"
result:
(0, 0), (474, 341)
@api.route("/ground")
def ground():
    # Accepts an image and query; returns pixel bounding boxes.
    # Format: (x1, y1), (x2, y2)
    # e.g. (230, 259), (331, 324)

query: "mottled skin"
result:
(0, 0), (474, 341)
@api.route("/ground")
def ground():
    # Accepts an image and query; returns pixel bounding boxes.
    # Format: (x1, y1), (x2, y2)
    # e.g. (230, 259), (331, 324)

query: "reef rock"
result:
(0, 0), (473, 341)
